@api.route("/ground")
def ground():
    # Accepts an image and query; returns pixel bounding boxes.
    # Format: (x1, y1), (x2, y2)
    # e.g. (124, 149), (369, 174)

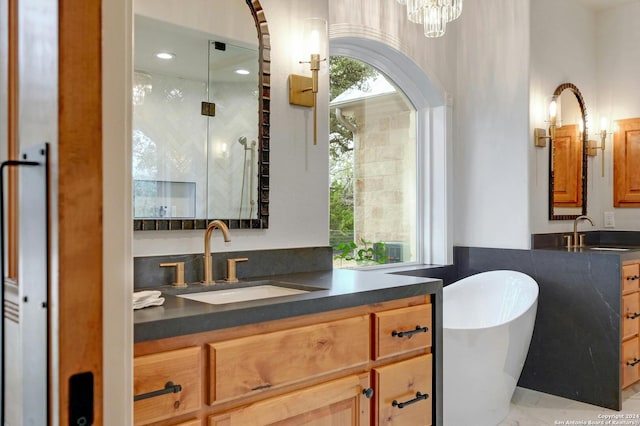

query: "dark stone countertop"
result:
(134, 268), (443, 342)
(532, 244), (640, 261)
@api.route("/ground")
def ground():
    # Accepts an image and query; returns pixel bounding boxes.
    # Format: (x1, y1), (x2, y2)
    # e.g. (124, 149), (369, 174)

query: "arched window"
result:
(330, 38), (452, 267)
(330, 57), (417, 267)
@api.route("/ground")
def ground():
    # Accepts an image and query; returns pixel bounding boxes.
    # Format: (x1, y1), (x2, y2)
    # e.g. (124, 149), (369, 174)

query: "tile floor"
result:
(499, 384), (640, 425)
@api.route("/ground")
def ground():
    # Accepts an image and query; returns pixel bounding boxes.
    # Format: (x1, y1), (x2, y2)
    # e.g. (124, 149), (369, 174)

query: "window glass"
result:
(329, 57), (417, 268)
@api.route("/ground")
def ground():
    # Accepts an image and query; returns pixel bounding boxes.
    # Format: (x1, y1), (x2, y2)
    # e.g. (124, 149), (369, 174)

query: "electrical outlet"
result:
(604, 211), (615, 228)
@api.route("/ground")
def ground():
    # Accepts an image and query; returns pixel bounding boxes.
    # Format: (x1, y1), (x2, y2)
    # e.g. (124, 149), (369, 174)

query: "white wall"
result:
(593, 2), (640, 230)
(131, 1), (640, 256)
(529, 0), (598, 234)
(328, 0), (457, 96)
(330, 0), (533, 250)
(530, 0), (640, 234)
(134, 0), (256, 47)
(133, 0), (331, 256)
(454, 0), (531, 249)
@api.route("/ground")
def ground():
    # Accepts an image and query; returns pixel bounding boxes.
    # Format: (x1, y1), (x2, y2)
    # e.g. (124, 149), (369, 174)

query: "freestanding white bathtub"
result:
(443, 270), (539, 426)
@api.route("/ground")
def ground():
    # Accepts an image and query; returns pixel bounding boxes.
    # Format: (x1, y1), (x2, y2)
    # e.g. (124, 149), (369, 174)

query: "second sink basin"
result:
(177, 284), (309, 305)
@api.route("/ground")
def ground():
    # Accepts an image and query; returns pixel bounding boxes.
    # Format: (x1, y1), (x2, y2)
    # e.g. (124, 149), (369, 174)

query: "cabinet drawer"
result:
(134, 346), (202, 425)
(208, 374), (370, 426)
(622, 338), (640, 388)
(373, 304), (432, 360)
(623, 264), (640, 293)
(174, 420), (201, 426)
(624, 293), (640, 340)
(373, 354), (432, 426)
(208, 315), (370, 404)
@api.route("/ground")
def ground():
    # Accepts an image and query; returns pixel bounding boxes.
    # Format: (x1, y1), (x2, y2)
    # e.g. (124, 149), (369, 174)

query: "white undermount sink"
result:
(177, 284), (309, 305)
(588, 247), (631, 252)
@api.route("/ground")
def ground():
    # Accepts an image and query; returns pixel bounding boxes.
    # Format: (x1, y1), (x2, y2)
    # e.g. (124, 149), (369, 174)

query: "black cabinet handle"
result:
(362, 388), (374, 399)
(392, 325), (428, 339)
(627, 312), (640, 320)
(627, 358), (640, 367)
(134, 381), (182, 401)
(626, 275), (640, 281)
(251, 384), (272, 391)
(392, 391), (429, 409)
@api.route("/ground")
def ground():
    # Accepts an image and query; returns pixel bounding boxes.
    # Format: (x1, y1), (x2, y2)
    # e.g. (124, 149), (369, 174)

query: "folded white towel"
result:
(133, 290), (161, 302)
(133, 290), (165, 310)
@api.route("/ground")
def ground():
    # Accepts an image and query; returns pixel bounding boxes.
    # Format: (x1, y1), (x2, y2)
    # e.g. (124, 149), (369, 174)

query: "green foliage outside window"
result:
(333, 239), (388, 265)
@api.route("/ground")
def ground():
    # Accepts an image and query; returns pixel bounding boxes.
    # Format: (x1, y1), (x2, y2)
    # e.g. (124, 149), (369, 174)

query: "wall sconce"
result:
(587, 116), (609, 177)
(288, 18), (327, 145)
(534, 96), (558, 147)
(214, 141), (230, 159)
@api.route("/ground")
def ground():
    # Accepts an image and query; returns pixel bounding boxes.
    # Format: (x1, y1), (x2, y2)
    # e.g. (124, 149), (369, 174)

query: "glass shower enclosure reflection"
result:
(132, 15), (259, 221)
(206, 40), (259, 220)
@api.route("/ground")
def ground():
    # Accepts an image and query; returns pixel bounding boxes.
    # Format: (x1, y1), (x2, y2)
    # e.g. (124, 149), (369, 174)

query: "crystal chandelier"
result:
(396, 0), (463, 38)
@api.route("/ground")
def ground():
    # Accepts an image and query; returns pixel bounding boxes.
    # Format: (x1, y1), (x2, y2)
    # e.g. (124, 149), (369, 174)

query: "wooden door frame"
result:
(6, 0), (106, 423)
(57, 1), (104, 423)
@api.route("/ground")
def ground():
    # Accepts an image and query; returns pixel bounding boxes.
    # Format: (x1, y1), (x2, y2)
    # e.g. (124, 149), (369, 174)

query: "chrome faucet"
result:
(572, 215), (594, 247)
(202, 220), (231, 285)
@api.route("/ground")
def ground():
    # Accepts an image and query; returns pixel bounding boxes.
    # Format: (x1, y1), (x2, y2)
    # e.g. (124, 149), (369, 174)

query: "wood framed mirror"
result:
(132, 0), (270, 231)
(549, 82), (588, 221)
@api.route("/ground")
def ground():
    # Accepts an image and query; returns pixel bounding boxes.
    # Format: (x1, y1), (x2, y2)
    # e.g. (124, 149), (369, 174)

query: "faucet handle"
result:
(225, 258), (249, 283)
(160, 262), (187, 287)
(563, 234), (573, 249)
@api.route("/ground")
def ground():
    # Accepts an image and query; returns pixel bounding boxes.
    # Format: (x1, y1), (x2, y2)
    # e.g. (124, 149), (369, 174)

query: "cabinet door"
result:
(208, 315), (369, 404)
(623, 264), (640, 294)
(614, 117), (640, 207)
(373, 354), (432, 426)
(208, 374), (370, 426)
(134, 346), (202, 425)
(622, 338), (640, 388)
(623, 293), (640, 340)
(373, 304), (432, 360)
(553, 124), (583, 207)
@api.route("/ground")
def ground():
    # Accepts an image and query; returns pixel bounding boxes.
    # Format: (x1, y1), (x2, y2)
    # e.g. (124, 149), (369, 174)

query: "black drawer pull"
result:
(627, 312), (640, 320)
(134, 381), (182, 401)
(627, 275), (640, 281)
(362, 388), (374, 399)
(392, 391), (429, 409)
(392, 325), (428, 339)
(251, 384), (272, 391)
(627, 358), (640, 367)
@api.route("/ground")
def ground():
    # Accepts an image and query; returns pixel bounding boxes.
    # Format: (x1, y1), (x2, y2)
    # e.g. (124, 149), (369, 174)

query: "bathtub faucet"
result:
(571, 215), (594, 248)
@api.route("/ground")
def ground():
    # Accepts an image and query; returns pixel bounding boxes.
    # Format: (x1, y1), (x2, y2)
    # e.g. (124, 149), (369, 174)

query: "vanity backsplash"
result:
(531, 230), (640, 249)
(134, 246), (333, 289)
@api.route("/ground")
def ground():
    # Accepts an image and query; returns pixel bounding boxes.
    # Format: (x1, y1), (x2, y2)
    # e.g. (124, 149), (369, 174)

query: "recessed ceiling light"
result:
(235, 69), (250, 75)
(156, 52), (176, 60)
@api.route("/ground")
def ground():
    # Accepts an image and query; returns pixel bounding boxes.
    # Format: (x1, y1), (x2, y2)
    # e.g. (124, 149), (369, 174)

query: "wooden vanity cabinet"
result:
(133, 295), (435, 426)
(208, 315), (370, 404)
(622, 261), (640, 388)
(373, 304), (432, 360)
(208, 374), (371, 426)
(133, 346), (202, 425)
(373, 354), (432, 426)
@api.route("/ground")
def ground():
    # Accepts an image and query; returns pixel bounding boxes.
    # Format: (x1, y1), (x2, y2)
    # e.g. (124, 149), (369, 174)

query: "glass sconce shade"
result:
(424, 4), (446, 37)
(302, 18), (328, 60)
